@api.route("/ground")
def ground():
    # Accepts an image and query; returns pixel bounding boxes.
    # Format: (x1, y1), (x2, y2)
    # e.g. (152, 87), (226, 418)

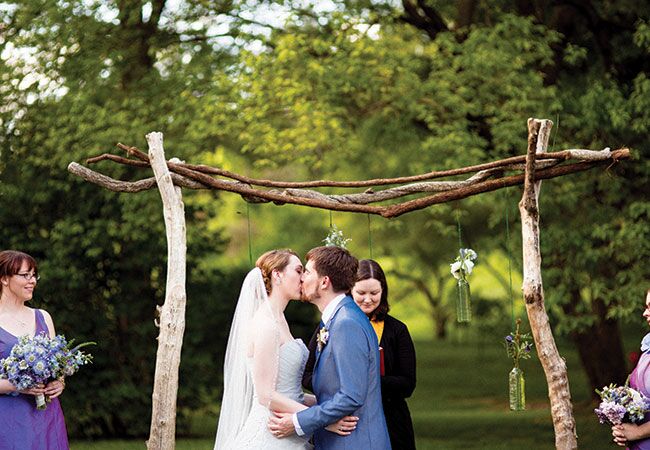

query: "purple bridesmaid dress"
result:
(628, 350), (650, 450)
(0, 309), (70, 450)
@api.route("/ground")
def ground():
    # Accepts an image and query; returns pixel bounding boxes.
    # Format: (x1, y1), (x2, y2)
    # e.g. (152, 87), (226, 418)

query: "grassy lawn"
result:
(71, 338), (615, 449)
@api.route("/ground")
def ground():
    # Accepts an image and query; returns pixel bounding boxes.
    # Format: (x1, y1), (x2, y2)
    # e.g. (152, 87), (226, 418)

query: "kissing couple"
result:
(214, 246), (391, 450)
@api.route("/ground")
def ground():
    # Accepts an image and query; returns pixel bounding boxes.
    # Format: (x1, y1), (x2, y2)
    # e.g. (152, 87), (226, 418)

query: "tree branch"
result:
(97, 143), (621, 189)
(400, 0), (448, 40)
(67, 162), (207, 192)
(68, 148), (630, 218)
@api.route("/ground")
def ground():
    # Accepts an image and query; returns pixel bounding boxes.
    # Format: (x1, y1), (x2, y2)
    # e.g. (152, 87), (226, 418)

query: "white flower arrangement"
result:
(322, 224), (351, 249)
(450, 248), (478, 280)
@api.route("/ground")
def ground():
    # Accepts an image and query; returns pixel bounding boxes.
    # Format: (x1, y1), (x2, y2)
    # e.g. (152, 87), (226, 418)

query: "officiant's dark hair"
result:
(306, 246), (358, 293)
(0, 250), (38, 295)
(256, 249), (299, 295)
(356, 259), (390, 321)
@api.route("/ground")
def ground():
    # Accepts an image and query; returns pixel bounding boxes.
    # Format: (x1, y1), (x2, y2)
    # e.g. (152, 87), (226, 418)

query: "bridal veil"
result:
(214, 267), (279, 449)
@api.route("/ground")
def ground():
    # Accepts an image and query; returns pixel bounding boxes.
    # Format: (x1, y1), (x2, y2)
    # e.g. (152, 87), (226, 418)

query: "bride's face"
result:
(277, 255), (303, 301)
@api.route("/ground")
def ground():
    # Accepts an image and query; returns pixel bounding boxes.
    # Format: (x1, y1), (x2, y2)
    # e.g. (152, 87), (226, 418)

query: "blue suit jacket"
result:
(296, 296), (391, 450)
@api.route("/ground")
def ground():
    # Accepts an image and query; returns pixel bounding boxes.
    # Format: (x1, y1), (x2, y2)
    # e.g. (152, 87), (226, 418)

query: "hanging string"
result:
(367, 214), (373, 259)
(329, 210), (333, 228)
(456, 207), (463, 248)
(246, 202), (253, 266)
(551, 113), (560, 152)
(504, 188), (515, 330)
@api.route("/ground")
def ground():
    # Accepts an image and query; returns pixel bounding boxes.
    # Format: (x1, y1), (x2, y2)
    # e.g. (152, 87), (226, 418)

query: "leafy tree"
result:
(206, 0), (650, 397)
(0, 0), (280, 437)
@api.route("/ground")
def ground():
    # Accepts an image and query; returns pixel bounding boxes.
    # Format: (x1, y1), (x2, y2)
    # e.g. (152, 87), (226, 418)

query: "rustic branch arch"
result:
(68, 118), (630, 450)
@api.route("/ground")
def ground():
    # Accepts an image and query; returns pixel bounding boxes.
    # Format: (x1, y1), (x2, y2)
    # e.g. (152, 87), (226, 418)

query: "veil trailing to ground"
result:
(214, 267), (279, 450)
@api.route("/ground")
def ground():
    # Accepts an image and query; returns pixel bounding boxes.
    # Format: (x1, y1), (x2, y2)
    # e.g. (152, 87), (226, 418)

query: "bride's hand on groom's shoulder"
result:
(325, 415), (359, 436)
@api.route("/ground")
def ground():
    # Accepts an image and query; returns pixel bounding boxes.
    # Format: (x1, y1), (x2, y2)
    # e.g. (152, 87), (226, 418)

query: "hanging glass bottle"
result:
(509, 366), (526, 411)
(456, 277), (471, 323)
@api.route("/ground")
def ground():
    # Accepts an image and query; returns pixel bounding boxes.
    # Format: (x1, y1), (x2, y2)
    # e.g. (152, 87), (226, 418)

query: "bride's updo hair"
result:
(255, 249), (299, 294)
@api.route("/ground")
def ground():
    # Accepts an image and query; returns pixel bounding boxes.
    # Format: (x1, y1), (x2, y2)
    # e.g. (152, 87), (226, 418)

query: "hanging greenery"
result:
(504, 318), (534, 411)
(322, 224), (352, 249)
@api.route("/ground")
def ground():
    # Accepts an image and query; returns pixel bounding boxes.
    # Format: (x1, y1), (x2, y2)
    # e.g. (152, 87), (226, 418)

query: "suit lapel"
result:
(313, 296), (351, 369)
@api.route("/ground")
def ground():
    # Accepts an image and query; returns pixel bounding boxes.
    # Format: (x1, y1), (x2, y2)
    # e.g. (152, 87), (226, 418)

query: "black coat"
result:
(302, 314), (417, 450)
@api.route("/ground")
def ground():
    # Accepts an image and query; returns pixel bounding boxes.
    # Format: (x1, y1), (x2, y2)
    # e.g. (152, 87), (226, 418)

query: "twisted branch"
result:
(86, 144), (619, 188)
(68, 147), (630, 218)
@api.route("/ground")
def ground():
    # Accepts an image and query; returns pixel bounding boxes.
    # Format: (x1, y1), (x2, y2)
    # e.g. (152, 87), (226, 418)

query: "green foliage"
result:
(1, 0), (649, 439)
(504, 319), (533, 369)
(0, 0), (245, 437)
(322, 224), (352, 248)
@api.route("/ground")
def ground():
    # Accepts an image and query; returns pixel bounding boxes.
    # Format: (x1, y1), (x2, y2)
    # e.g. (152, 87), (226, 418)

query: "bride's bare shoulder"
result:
(250, 309), (277, 334)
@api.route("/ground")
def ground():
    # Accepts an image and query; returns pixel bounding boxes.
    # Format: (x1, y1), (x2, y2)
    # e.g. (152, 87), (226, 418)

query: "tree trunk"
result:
(146, 132), (187, 450)
(432, 273), (448, 340)
(434, 312), (447, 340)
(520, 118), (577, 450)
(395, 270), (449, 339)
(563, 289), (627, 397)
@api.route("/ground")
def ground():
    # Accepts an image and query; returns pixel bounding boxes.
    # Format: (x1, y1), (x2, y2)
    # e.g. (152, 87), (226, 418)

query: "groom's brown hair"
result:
(306, 246), (358, 293)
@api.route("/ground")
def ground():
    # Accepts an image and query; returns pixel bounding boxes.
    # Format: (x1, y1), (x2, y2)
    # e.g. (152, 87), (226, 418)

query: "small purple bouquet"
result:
(595, 384), (650, 426)
(0, 333), (94, 409)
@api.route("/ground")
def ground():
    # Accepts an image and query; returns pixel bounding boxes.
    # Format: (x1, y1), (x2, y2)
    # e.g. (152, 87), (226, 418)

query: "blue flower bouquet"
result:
(0, 333), (94, 409)
(595, 384), (650, 426)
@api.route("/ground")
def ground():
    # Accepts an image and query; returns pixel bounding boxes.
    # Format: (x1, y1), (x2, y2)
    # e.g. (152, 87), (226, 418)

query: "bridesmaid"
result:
(302, 258), (417, 449)
(352, 259), (417, 450)
(612, 289), (650, 449)
(0, 250), (69, 449)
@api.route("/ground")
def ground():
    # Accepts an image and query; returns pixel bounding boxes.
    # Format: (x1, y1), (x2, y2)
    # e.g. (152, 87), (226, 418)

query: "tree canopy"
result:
(1, 0), (648, 437)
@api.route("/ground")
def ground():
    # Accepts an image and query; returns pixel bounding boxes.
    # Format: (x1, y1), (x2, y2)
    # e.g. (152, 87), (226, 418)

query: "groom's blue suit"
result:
(296, 296), (391, 450)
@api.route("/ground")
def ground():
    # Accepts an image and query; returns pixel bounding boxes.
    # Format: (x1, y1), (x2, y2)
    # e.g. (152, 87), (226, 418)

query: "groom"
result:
(268, 246), (391, 449)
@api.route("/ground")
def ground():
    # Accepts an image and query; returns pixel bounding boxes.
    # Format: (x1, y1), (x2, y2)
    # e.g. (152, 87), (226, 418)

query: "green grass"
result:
(409, 338), (612, 449)
(71, 338), (614, 449)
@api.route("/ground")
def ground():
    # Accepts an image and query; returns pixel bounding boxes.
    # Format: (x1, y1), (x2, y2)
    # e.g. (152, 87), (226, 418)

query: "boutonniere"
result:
(317, 326), (329, 352)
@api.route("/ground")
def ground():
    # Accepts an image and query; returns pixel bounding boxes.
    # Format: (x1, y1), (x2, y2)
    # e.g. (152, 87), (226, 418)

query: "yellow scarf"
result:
(371, 319), (384, 344)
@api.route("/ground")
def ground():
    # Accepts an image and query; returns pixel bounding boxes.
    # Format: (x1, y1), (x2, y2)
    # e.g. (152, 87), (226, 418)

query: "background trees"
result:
(1, 0), (648, 437)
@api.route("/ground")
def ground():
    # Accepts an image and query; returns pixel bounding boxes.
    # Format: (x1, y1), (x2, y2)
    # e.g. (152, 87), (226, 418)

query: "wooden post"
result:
(146, 132), (187, 450)
(519, 119), (577, 449)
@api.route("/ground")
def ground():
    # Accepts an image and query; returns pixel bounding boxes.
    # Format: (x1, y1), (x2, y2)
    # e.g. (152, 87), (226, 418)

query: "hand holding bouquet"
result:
(0, 333), (94, 409)
(595, 384), (650, 426)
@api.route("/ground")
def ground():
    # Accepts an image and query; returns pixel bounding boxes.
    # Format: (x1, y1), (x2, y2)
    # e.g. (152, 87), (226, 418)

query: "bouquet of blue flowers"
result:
(595, 383), (650, 426)
(0, 333), (94, 409)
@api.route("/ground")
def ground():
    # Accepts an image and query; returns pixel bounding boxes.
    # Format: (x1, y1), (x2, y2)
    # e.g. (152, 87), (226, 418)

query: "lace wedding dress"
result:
(227, 338), (313, 450)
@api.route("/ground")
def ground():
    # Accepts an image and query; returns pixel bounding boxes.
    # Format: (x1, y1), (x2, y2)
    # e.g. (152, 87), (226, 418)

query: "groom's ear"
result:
(320, 275), (330, 290)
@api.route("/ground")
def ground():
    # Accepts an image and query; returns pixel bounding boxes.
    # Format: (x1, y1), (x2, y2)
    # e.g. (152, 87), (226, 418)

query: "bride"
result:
(214, 249), (355, 450)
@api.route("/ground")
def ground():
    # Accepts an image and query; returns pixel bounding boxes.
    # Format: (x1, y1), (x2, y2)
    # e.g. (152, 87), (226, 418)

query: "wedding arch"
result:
(68, 118), (630, 450)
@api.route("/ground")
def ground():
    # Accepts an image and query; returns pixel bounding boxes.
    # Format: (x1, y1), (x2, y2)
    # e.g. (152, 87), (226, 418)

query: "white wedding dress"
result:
(215, 268), (314, 450)
(227, 338), (313, 450)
